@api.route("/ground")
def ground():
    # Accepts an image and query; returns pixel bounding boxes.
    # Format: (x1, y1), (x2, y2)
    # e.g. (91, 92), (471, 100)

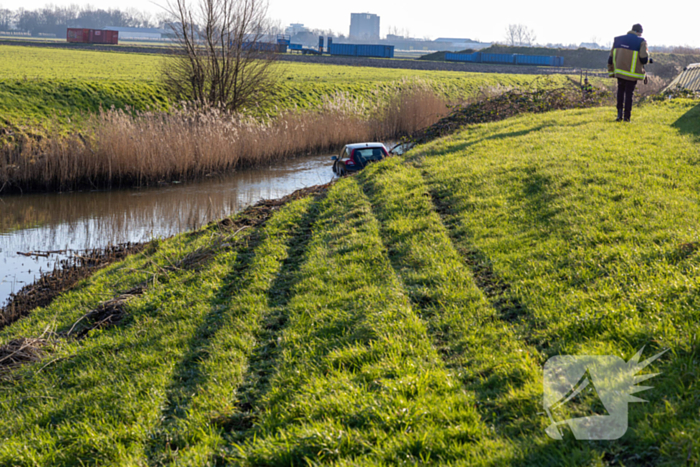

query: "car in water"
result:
(331, 143), (389, 176)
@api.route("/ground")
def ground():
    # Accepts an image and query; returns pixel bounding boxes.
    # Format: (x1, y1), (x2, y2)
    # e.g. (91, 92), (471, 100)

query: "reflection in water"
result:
(1, 153), (336, 306)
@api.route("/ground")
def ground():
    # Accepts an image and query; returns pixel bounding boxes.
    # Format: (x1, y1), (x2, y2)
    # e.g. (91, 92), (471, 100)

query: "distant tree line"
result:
(0, 5), (164, 36)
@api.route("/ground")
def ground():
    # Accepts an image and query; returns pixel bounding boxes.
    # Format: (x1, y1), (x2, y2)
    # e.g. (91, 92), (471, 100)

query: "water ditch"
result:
(0, 151), (341, 308)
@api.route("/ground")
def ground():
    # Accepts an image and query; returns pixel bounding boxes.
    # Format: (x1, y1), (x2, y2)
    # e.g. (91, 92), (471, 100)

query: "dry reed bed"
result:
(1, 84), (448, 193)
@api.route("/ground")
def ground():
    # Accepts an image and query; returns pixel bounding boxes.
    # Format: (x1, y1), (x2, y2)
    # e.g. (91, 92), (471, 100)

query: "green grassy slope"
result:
(0, 44), (572, 133)
(406, 98), (700, 464)
(1, 99), (698, 465)
(0, 46), (168, 134)
(270, 64), (570, 112)
(0, 80), (170, 132)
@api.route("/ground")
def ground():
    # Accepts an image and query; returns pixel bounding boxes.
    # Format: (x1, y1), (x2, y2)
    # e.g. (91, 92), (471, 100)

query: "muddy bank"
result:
(0, 243), (145, 331)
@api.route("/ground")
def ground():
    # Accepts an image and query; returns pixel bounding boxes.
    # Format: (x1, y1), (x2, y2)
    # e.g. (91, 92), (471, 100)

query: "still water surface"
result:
(1, 153), (335, 307)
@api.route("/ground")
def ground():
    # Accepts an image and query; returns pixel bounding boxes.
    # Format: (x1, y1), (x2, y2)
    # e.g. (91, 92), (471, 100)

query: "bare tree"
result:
(386, 25), (403, 38)
(163, 0), (279, 112)
(503, 24), (518, 46)
(268, 17), (283, 35)
(504, 24), (537, 47)
(523, 26), (536, 46)
(0, 6), (15, 31)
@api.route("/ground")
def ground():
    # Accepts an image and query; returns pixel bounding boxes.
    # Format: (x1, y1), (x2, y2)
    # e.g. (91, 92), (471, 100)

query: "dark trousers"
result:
(616, 78), (637, 120)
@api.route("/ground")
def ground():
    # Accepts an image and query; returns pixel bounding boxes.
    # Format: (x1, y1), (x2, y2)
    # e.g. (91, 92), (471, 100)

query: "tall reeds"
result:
(0, 81), (449, 193)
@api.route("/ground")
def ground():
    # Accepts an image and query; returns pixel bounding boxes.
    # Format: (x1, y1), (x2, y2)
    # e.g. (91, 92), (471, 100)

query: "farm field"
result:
(0, 44), (573, 132)
(1, 98), (698, 465)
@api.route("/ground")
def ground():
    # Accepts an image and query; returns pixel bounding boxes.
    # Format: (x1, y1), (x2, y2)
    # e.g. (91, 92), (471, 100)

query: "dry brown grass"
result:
(0, 338), (49, 374)
(0, 83), (449, 193)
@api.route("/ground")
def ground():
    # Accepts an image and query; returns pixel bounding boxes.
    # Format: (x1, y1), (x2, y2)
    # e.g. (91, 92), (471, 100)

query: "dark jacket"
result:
(608, 31), (649, 81)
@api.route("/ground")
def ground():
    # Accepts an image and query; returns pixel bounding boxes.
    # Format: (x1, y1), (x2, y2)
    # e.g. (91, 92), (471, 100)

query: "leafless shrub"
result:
(162, 0), (279, 112)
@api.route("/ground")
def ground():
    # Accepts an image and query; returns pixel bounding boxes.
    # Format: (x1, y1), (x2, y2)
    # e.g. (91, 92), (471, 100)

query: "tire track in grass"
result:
(224, 195), (320, 434)
(427, 179), (534, 327)
(401, 108), (691, 464)
(234, 177), (512, 466)
(0, 207), (274, 383)
(146, 196), (320, 466)
(0, 189), (306, 348)
(357, 159), (544, 447)
(144, 226), (265, 466)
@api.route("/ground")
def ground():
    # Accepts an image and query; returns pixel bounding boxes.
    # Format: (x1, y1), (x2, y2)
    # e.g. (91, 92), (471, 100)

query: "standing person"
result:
(608, 24), (652, 122)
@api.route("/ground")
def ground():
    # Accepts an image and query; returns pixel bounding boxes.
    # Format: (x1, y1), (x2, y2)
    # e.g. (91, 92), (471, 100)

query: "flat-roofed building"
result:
(349, 13), (379, 41)
(106, 26), (167, 40)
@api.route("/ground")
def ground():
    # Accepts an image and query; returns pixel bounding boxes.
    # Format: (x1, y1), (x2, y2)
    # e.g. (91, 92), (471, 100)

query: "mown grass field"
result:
(0, 46), (170, 133)
(1, 98), (698, 465)
(0, 44), (572, 132)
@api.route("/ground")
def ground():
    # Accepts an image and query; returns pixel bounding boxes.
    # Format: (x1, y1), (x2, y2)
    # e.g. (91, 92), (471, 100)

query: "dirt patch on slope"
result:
(409, 84), (610, 145)
(63, 286), (145, 339)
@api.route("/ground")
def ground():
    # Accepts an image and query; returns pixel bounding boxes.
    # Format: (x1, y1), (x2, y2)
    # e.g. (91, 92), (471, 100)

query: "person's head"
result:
(584, 78), (589, 83)
(632, 24), (643, 34)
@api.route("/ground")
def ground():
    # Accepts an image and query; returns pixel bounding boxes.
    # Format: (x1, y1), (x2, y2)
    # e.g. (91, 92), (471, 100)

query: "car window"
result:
(354, 148), (385, 161)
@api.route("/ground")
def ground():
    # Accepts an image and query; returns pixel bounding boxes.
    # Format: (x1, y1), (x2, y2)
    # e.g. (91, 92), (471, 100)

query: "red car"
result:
(331, 143), (389, 176)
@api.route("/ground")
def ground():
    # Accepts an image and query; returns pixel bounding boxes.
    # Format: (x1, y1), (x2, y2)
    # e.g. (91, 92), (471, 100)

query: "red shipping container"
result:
(89, 29), (117, 44)
(67, 28), (90, 43)
(67, 28), (118, 44)
(106, 30), (118, 44)
(89, 29), (101, 43)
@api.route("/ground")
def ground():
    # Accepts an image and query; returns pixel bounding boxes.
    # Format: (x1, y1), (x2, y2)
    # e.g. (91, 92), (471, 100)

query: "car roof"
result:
(344, 142), (387, 150)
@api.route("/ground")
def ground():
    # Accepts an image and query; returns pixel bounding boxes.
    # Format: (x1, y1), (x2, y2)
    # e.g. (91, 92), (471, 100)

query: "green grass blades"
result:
(146, 196), (317, 465)
(270, 64), (572, 115)
(0, 199), (310, 466)
(2, 89), (698, 465)
(0, 45), (170, 134)
(233, 178), (502, 465)
(357, 159), (542, 445)
(0, 79), (170, 134)
(411, 98), (700, 465)
(0, 230), (216, 345)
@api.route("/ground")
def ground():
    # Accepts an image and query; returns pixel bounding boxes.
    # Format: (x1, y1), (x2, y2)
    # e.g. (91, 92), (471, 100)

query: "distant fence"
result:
(0, 31), (31, 36)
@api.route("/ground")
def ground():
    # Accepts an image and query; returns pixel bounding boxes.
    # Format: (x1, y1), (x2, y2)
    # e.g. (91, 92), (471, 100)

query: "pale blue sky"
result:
(2, 0), (698, 47)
